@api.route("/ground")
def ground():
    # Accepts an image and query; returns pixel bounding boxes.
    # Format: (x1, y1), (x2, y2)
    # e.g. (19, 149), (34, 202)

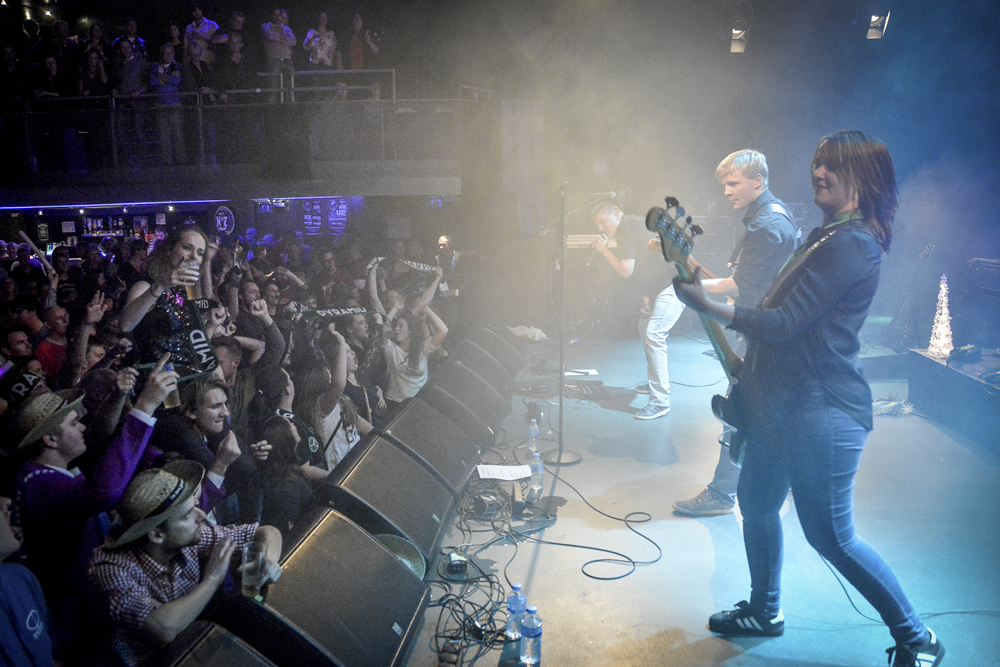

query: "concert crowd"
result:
(0, 227), (466, 665)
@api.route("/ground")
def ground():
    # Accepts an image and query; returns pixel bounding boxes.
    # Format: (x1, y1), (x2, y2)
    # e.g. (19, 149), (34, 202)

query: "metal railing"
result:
(0, 89), (494, 180)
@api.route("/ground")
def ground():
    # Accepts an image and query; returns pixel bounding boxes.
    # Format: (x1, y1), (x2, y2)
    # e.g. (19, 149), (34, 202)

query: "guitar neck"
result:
(674, 261), (741, 381)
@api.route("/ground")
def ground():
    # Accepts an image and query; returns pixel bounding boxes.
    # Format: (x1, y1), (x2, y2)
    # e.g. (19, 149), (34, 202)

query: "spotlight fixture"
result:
(864, 1), (890, 39)
(726, 0), (753, 53)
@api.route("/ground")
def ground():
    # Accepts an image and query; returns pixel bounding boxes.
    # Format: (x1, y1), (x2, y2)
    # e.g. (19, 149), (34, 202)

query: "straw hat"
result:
(10, 389), (85, 452)
(104, 461), (205, 549)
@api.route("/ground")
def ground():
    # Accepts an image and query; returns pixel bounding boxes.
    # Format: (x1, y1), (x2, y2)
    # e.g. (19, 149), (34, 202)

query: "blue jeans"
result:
(638, 285), (685, 408)
(737, 389), (927, 645)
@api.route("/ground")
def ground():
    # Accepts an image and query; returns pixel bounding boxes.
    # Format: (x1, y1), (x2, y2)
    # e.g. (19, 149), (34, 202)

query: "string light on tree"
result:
(927, 274), (953, 357)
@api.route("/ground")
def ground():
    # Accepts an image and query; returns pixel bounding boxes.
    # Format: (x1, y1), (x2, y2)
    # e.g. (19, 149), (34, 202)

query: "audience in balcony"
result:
(347, 13), (380, 70)
(112, 18), (149, 63)
(149, 42), (185, 166)
(78, 49), (111, 99)
(81, 23), (114, 67)
(261, 7), (296, 98)
(164, 21), (184, 56)
(303, 12), (340, 71)
(185, 4), (220, 65)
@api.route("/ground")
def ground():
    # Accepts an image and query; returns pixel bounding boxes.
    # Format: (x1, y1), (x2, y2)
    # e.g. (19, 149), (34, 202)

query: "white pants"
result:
(639, 285), (685, 407)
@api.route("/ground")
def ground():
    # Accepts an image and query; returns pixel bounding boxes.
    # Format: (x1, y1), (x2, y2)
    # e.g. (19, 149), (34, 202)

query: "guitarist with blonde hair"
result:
(673, 149), (798, 517)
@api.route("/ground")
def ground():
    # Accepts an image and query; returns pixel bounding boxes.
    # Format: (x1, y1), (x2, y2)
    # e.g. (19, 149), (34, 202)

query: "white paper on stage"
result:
(476, 464), (531, 481)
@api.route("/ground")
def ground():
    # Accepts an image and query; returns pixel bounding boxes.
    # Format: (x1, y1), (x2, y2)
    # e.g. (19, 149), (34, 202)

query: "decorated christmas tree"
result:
(927, 274), (953, 357)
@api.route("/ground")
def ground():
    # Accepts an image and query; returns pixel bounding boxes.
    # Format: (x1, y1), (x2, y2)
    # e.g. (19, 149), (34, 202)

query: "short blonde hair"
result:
(716, 149), (769, 188)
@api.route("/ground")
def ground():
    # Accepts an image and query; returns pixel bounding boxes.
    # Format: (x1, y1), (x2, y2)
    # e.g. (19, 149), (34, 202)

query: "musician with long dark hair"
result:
(673, 131), (944, 667)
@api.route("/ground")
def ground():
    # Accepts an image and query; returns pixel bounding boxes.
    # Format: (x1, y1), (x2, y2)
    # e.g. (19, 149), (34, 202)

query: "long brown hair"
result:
(811, 130), (897, 252)
(146, 226), (209, 286)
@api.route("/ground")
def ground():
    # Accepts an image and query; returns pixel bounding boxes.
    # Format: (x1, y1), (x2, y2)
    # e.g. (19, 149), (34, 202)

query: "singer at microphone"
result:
(589, 201), (683, 422)
(590, 190), (617, 199)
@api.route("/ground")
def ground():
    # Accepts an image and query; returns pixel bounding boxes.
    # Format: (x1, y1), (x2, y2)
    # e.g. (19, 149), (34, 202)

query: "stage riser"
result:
(908, 350), (1000, 452)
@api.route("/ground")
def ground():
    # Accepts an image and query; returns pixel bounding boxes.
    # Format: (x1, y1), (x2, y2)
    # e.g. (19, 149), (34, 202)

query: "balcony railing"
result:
(0, 70), (496, 189)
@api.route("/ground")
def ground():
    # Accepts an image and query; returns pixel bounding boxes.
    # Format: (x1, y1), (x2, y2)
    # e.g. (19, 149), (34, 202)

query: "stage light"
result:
(862, 0), (890, 39)
(726, 0), (753, 54)
(731, 29), (747, 53)
(867, 11), (890, 39)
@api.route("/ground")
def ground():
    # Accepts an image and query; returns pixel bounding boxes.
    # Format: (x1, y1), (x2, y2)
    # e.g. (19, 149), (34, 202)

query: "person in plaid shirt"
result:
(86, 460), (281, 666)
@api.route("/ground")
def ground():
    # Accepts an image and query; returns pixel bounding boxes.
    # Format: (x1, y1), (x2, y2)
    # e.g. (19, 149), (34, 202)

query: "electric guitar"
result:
(646, 198), (748, 463)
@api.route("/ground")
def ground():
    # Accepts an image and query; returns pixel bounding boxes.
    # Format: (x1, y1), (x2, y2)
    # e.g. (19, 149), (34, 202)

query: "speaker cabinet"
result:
(318, 435), (456, 561)
(151, 622), (276, 667)
(417, 384), (496, 447)
(465, 327), (524, 377)
(425, 359), (509, 432)
(380, 397), (479, 495)
(212, 507), (429, 667)
(449, 340), (514, 397)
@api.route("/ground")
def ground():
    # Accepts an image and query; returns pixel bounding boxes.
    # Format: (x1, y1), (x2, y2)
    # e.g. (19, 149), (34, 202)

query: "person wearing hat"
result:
(87, 461), (281, 666)
(8, 354), (177, 647)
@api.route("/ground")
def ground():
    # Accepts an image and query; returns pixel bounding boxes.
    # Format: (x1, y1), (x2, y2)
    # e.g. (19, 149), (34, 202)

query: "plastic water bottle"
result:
(505, 582), (527, 640)
(530, 453), (544, 494)
(519, 605), (542, 664)
(527, 419), (540, 454)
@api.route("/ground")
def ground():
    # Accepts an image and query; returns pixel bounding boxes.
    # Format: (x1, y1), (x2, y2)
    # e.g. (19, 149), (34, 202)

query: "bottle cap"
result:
(530, 419), (536, 424)
(512, 582), (522, 591)
(526, 605), (537, 614)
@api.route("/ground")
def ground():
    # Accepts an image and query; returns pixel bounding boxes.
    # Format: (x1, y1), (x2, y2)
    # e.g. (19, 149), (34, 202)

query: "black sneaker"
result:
(887, 628), (945, 667)
(709, 601), (784, 637)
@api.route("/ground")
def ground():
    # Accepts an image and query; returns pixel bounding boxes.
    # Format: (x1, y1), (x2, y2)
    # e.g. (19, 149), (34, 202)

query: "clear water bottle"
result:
(528, 419), (540, 454)
(530, 453), (544, 494)
(519, 605), (542, 664)
(505, 582), (527, 640)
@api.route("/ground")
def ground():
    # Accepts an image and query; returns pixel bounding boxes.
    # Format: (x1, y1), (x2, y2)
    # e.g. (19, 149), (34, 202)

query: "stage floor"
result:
(405, 326), (1000, 666)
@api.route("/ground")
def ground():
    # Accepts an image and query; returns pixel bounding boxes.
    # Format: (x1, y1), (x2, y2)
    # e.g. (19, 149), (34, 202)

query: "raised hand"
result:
(204, 536), (236, 585)
(248, 440), (271, 462)
(134, 353), (178, 414)
(85, 291), (111, 324)
(215, 432), (242, 470)
(116, 366), (139, 394)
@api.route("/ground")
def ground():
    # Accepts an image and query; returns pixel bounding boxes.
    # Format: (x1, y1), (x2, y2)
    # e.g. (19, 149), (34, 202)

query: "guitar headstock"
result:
(645, 197), (698, 267)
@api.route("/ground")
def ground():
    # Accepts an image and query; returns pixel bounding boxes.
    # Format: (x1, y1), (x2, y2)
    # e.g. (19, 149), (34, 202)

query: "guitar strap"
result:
(738, 225), (849, 381)
(760, 225), (846, 309)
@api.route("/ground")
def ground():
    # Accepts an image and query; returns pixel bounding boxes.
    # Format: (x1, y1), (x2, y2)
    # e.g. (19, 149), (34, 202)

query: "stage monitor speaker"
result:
(212, 507), (429, 667)
(380, 397), (480, 495)
(465, 327), (524, 377)
(425, 359), (509, 432)
(417, 384), (496, 447)
(151, 622), (275, 667)
(317, 435), (456, 561)
(449, 340), (514, 398)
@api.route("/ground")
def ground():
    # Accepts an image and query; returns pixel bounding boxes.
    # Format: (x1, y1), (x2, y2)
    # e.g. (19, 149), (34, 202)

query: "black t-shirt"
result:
(612, 214), (672, 301)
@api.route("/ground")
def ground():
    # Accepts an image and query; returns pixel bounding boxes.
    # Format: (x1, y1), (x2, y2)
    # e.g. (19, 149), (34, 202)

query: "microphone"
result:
(586, 234), (609, 266)
(590, 190), (617, 199)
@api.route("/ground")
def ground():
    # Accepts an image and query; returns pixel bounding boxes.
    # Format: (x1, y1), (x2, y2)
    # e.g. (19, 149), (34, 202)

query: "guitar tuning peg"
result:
(690, 222), (704, 236)
(664, 196), (679, 208)
(676, 206), (685, 217)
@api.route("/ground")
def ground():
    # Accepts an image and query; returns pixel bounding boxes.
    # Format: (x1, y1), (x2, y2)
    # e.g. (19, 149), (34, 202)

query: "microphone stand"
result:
(544, 182), (582, 467)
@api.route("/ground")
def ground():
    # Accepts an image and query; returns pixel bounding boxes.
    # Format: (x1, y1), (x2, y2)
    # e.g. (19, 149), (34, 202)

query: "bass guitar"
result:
(646, 198), (748, 464)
